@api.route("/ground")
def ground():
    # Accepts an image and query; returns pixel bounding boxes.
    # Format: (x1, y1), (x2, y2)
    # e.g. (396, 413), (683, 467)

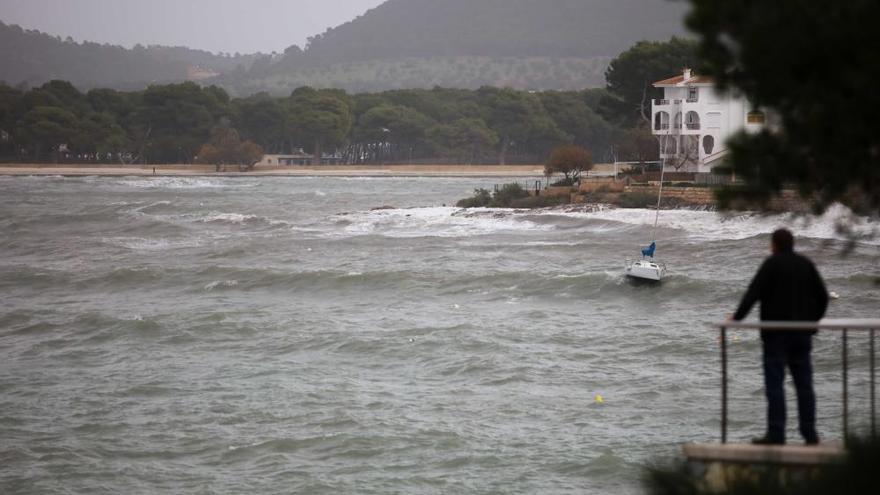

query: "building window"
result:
(687, 87), (699, 102)
(747, 111), (766, 124)
(674, 112), (682, 129)
(654, 111), (670, 130)
(702, 135), (715, 155)
(685, 111), (700, 130)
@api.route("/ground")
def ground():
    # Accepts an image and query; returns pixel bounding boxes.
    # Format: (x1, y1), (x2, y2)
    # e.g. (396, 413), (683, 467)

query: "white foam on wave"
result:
(204, 280), (239, 291)
(103, 236), (203, 251)
(335, 207), (553, 238)
(115, 177), (259, 189)
(198, 212), (261, 224)
(547, 204), (879, 244)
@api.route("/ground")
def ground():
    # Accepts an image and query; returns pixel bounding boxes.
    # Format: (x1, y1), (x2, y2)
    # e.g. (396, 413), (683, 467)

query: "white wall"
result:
(652, 80), (763, 173)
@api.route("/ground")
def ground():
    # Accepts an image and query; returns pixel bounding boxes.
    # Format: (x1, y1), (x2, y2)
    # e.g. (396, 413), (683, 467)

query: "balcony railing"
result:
(687, 97), (699, 103)
(654, 124), (670, 130)
(714, 319), (879, 446)
(686, 123), (700, 130)
(654, 99), (670, 106)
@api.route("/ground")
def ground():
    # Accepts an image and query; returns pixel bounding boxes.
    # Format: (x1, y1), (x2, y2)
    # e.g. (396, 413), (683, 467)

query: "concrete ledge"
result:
(683, 442), (845, 466)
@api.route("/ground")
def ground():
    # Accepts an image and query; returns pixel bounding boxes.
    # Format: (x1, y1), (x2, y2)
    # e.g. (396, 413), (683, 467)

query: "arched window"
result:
(654, 111), (670, 130)
(702, 135), (715, 155)
(666, 136), (677, 154)
(674, 112), (682, 129)
(685, 111), (700, 130)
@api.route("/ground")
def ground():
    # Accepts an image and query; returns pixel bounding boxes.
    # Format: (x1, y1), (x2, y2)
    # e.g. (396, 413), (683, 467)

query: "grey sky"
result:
(0, 0), (386, 54)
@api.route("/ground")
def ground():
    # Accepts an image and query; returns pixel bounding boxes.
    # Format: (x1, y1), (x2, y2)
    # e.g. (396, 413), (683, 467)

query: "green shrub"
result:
(456, 188), (492, 208)
(489, 183), (530, 207)
(618, 192), (658, 208)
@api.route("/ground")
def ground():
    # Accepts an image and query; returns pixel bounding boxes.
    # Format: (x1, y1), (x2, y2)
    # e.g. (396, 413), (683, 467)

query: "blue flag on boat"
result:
(641, 242), (656, 258)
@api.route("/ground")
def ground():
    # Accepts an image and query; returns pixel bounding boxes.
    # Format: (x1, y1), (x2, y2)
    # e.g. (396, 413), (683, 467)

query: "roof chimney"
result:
(683, 67), (692, 80)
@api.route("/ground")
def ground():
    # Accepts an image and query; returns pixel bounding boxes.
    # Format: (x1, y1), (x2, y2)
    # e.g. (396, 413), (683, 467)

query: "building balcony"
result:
(686, 123), (700, 130)
(686, 97), (699, 103)
(654, 99), (670, 106)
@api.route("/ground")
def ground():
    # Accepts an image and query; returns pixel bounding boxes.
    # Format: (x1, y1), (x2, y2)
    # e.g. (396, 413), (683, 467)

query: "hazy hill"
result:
(226, 0), (687, 94)
(0, 21), (260, 90)
(299, 0), (686, 63)
(1, 0), (687, 94)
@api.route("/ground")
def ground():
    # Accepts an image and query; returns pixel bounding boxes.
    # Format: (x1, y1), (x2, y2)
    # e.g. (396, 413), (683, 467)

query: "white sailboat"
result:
(625, 148), (669, 282)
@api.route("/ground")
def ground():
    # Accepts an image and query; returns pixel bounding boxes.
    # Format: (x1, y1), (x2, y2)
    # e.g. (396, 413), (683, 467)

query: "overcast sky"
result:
(0, 0), (387, 54)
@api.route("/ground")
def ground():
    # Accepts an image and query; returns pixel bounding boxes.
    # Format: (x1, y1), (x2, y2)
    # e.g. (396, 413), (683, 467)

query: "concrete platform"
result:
(683, 442), (845, 466)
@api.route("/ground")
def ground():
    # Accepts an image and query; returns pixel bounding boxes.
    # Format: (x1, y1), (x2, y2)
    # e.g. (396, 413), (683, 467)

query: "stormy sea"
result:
(1, 175), (877, 494)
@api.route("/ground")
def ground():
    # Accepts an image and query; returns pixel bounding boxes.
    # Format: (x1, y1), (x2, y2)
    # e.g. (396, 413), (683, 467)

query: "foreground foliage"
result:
(686, 0), (880, 215)
(645, 437), (880, 495)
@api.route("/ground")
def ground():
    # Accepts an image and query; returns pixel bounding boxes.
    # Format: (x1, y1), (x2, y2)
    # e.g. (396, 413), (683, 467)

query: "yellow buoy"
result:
(595, 394), (604, 404)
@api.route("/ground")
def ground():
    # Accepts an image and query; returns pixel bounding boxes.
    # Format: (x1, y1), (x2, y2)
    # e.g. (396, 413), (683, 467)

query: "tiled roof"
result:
(653, 75), (715, 86)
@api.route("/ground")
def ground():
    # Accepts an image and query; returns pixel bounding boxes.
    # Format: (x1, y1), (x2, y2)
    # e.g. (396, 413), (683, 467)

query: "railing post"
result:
(721, 325), (728, 444)
(842, 329), (849, 444)
(871, 328), (876, 438)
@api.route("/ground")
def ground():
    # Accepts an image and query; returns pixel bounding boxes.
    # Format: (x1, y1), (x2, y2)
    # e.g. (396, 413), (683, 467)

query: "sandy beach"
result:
(0, 163), (546, 178)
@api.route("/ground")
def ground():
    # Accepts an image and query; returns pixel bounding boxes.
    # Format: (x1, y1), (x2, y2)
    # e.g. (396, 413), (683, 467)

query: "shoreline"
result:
(0, 163), (546, 178)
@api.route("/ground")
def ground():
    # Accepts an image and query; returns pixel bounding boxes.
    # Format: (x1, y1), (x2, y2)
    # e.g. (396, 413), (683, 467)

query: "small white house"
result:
(651, 68), (767, 173)
(256, 151), (313, 167)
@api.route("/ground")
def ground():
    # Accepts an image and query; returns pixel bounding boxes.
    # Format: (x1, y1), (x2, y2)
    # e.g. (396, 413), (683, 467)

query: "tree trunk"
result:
(498, 135), (509, 165)
(312, 139), (323, 166)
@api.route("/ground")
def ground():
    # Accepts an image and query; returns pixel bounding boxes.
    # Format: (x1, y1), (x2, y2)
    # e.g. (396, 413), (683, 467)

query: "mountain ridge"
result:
(1, 0), (688, 93)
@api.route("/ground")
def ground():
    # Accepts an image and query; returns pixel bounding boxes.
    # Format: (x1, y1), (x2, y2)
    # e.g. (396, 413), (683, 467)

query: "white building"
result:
(651, 69), (766, 173)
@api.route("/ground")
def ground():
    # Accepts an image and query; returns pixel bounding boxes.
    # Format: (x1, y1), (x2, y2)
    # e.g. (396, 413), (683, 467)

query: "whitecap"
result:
(332, 206), (553, 238)
(204, 280), (239, 291)
(103, 236), (203, 251)
(539, 204), (879, 244)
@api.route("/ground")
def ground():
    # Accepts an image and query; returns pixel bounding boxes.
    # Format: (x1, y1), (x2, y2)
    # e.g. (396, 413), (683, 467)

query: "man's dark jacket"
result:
(733, 251), (829, 339)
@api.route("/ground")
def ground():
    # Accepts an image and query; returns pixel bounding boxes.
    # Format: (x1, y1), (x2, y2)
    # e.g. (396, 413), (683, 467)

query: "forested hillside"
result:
(0, 21), (261, 90)
(297, 0), (685, 63)
(1, 0), (686, 94)
(227, 0), (686, 94)
(225, 56), (612, 96)
(0, 38), (695, 166)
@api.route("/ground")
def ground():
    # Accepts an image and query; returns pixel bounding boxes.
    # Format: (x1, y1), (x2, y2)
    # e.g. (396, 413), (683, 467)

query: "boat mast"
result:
(652, 139), (667, 244)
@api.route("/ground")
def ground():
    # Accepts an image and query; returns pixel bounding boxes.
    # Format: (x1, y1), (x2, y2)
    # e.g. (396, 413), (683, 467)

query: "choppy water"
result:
(1, 175), (878, 494)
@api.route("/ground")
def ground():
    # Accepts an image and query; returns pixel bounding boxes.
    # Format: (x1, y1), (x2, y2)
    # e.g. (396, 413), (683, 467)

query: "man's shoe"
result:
(751, 436), (785, 445)
(804, 437), (819, 445)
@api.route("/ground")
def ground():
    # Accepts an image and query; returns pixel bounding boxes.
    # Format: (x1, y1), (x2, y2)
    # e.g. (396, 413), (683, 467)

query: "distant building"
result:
(257, 152), (313, 167)
(651, 68), (767, 173)
(256, 151), (345, 167)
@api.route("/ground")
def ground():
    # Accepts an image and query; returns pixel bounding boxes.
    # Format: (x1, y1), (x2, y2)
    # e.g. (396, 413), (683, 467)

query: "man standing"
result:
(732, 229), (829, 445)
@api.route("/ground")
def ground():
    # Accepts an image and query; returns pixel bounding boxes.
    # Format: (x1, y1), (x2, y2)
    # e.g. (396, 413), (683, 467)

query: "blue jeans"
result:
(762, 335), (818, 443)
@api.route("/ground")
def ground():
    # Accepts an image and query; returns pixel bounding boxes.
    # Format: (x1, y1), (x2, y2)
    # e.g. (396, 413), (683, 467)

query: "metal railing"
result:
(686, 122), (700, 130)
(494, 180), (543, 195)
(654, 99), (670, 106)
(715, 319), (879, 446)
